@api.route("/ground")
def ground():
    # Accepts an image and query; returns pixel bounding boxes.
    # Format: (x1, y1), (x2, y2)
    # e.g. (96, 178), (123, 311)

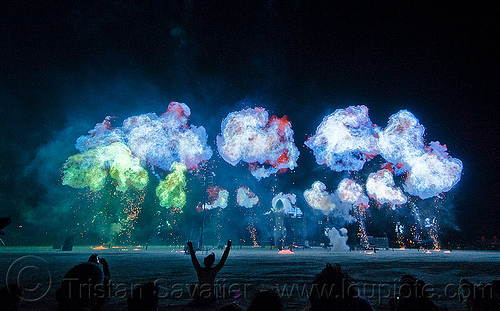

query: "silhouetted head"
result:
(399, 275), (426, 299)
(309, 263), (358, 311)
(204, 253), (215, 268)
(56, 262), (104, 311)
(247, 289), (284, 311)
(0, 283), (23, 311)
(128, 282), (159, 311)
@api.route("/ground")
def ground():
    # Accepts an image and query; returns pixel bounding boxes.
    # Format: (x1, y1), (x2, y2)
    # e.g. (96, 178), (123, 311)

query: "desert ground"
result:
(1, 246), (499, 310)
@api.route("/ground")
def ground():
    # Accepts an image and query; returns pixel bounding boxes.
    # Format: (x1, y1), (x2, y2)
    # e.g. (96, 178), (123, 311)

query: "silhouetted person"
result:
(246, 289), (284, 311)
(389, 275), (439, 311)
(0, 283), (23, 311)
(308, 263), (374, 311)
(187, 239), (231, 307)
(56, 254), (111, 311)
(459, 278), (500, 311)
(128, 282), (159, 311)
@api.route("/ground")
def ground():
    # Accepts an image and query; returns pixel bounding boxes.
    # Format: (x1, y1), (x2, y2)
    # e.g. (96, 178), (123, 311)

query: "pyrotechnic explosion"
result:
(403, 142), (463, 199)
(336, 178), (369, 207)
(306, 106), (463, 249)
(62, 142), (148, 191)
(156, 162), (187, 208)
(236, 187), (259, 208)
(377, 110), (425, 168)
(62, 102), (209, 243)
(236, 187), (260, 246)
(304, 181), (337, 215)
(77, 102), (212, 171)
(199, 186), (229, 211)
(217, 107), (299, 180)
(272, 193), (302, 218)
(306, 106), (462, 201)
(335, 178), (370, 248)
(305, 105), (378, 171)
(58, 101), (462, 248)
(366, 169), (407, 206)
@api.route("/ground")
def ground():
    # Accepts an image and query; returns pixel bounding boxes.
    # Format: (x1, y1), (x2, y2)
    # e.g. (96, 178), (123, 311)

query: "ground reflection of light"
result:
(443, 250), (451, 254)
(278, 249), (294, 254)
(92, 245), (108, 250)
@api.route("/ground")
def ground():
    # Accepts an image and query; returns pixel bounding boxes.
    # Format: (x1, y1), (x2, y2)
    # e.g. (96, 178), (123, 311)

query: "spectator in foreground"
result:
(56, 254), (111, 311)
(246, 289), (284, 311)
(187, 239), (232, 307)
(308, 263), (374, 311)
(390, 274), (439, 311)
(459, 278), (500, 311)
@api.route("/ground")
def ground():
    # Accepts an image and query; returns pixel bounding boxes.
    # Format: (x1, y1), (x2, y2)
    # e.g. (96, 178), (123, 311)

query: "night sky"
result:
(0, 1), (498, 245)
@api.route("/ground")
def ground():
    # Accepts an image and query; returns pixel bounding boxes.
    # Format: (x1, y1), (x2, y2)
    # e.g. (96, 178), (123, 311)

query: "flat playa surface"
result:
(1, 247), (499, 310)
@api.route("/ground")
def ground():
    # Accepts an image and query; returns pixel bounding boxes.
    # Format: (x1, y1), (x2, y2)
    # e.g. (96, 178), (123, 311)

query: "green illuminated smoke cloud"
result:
(62, 142), (149, 191)
(155, 162), (187, 208)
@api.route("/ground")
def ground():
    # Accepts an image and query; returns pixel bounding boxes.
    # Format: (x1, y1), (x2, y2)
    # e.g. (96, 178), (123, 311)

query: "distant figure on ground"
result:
(389, 274), (439, 311)
(308, 263), (374, 311)
(187, 239), (232, 307)
(0, 283), (23, 311)
(128, 281), (159, 311)
(246, 289), (284, 311)
(459, 278), (500, 311)
(56, 254), (111, 311)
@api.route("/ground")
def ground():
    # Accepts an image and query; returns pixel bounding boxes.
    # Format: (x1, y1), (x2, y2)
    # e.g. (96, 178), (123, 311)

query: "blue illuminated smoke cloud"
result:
(306, 106), (463, 201)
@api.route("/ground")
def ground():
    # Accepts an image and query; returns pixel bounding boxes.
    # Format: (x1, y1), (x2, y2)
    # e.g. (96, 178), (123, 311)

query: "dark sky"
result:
(0, 1), (498, 244)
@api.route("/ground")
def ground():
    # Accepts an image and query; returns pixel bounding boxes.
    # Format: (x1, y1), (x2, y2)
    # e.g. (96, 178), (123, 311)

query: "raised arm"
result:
(214, 239), (231, 272)
(187, 241), (201, 273)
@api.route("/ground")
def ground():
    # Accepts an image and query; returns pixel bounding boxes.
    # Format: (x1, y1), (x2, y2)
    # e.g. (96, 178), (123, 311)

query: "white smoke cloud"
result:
(326, 227), (350, 252)
(366, 169), (407, 206)
(305, 105), (378, 172)
(306, 107), (463, 200)
(336, 178), (369, 206)
(75, 102), (213, 172)
(217, 107), (299, 180)
(304, 181), (354, 222)
(377, 110), (425, 171)
(403, 142), (463, 199)
(236, 187), (259, 208)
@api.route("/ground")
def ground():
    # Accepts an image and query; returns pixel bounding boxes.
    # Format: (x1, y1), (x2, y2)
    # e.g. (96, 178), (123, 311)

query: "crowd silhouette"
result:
(1, 242), (499, 311)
